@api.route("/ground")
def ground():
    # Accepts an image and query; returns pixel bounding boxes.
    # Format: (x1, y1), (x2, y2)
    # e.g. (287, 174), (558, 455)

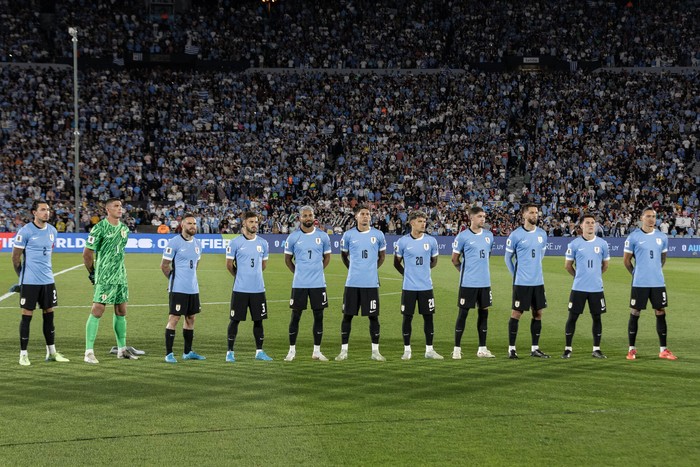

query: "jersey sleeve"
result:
(661, 234), (668, 253)
(394, 237), (404, 258)
(505, 231), (516, 253)
(340, 231), (349, 252)
(565, 240), (575, 261)
(225, 238), (237, 260)
(283, 232), (294, 255)
(13, 227), (29, 249)
(623, 234), (634, 254)
(85, 222), (101, 251)
(430, 237), (439, 257)
(452, 233), (463, 255)
(602, 240), (610, 261)
(262, 238), (269, 260)
(487, 233), (494, 253)
(162, 237), (177, 261)
(378, 231), (387, 251)
(322, 232), (331, 254)
(541, 231), (548, 254)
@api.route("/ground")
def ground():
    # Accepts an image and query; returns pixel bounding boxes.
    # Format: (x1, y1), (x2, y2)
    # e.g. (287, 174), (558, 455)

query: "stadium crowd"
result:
(1, 0), (699, 68)
(1, 63), (698, 237)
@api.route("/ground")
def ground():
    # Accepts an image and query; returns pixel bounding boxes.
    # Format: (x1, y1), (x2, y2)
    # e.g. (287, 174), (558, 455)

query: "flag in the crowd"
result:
(185, 44), (200, 55)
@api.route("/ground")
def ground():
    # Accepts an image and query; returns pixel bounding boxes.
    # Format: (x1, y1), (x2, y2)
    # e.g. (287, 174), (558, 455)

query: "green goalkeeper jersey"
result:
(86, 219), (129, 285)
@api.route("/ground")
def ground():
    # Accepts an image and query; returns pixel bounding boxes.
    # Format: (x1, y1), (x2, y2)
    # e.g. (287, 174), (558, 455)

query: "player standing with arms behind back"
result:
(623, 207), (677, 360)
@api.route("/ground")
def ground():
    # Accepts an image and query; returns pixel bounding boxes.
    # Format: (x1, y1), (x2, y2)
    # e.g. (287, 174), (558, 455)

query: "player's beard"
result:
(303, 221), (314, 229)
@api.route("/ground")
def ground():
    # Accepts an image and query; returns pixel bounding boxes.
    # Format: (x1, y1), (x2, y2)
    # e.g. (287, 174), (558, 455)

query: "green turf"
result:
(0, 252), (698, 466)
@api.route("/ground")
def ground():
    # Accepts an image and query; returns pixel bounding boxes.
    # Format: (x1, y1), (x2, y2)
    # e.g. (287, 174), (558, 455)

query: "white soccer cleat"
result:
(284, 350), (296, 362)
(477, 349), (496, 358)
(84, 350), (99, 364)
(19, 354), (31, 366)
(335, 349), (348, 361)
(371, 350), (386, 362)
(312, 352), (329, 361)
(425, 350), (444, 360)
(117, 347), (139, 360)
(452, 349), (462, 360)
(401, 350), (412, 360)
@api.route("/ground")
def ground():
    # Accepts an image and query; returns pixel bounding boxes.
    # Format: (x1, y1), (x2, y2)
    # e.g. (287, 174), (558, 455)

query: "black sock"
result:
(42, 312), (55, 346)
(288, 310), (302, 346)
(455, 309), (468, 347)
(592, 314), (602, 347)
(423, 314), (434, 346)
(402, 314), (413, 346)
(253, 320), (264, 350)
(508, 317), (519, 346)
(628, 314), (639, 347)
(183, 328), (194, 354)
(476, 309), (488, 347)
(165, 328), (176, 354)
(227, 319), (239, 351)
(565, 312), (579, 347)
(312, 309), (324, 346)
(20, 314), (32, 351)
(656, 313), (667, 347)
(341, 314), (353, 345)
(531, 319), (542, 346)
(369, 316), (380, 344)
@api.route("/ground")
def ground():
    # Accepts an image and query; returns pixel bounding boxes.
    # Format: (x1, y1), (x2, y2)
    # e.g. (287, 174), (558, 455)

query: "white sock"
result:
(508, 346), (516, 352)
(454, 346), (461, 353)
(660, 346), (667, 352)
(255, 349), (263, 356)
(478, 346), (486, 352)
(565, 346), (573, 351)
(20, 350), (28, 356)
(313, 345), (320, 353)
(288, 345), (296, 352)
(341, 344), (348, 351)
(371, 343), (379, 352)
(47, 344), (56, 355)
(629, 346), (636, 352)
(425, 345), (433, 352)
(531, 345), (539, 352)
(593, 346), (600, 351)
(85, 349), (94, 355)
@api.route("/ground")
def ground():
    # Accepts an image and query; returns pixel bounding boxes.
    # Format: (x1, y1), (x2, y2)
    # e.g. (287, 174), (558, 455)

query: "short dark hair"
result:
(31, 200), (49, 212)
(469, 206), (484, 216)
(640, 206), (656, 217)
(407, 210), (427, 223)
(579, 213), (596, 223)
(243, 211), (259, 220)
(182, 212), (196, 220)
(105, 198), (121, 208)
(354, 204), (370, 215)
(521, 203), (539, 214)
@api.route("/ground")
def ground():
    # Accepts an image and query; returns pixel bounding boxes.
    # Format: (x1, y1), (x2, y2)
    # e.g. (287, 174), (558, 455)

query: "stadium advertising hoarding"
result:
(1, 233), (699, 257)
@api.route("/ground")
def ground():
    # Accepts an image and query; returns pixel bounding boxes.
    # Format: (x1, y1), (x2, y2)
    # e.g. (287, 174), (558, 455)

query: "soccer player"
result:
(451, 206), (495, 359)
(504, 203), (550, 359)
(394, 210), (442, 360)
(335, 205), (387, 362)
(623, 207), (678, 360)
(283, 206), (332, 362)
(11, 200), (69, 366)
(83, 199), (139, 363)
(161, 214), (206, 363)
(562, 214), (610, 359)
(225, 211), (272, 362)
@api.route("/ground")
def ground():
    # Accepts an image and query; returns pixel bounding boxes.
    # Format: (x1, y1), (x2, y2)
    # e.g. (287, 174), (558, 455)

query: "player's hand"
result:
(8, 284), (20, 293)
(88, 272), (95, 285)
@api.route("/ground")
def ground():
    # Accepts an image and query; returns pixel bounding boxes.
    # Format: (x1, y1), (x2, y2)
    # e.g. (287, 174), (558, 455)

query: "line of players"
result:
(10, 199), (678, 365)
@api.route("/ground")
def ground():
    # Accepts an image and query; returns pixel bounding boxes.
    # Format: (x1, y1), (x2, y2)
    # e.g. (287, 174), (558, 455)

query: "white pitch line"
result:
(0, 264), (83, 303)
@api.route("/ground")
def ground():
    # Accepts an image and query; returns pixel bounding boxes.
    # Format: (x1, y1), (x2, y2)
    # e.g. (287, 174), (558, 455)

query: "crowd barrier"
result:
(1, 233), (699, 257)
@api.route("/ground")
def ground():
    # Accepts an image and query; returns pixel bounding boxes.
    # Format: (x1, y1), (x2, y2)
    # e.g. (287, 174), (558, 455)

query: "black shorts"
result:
(343, 287), (380, 316)
(401, 290), (435, 315)
(230, 292), (268, 321)
(630, 287), (668, 310)
(290, 288), (328, 311)
(512, 285), (547, 312)
(19, 284), (57, 311)
(568, 290), (607, 315)
(458, 287), (492, 310)
(169, 292), (201, 316)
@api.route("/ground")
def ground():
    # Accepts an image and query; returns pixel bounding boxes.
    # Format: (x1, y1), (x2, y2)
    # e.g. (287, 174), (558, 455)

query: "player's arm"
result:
(377, 250), (386, 268)
(660, 252), (666, 267)
(284, 253), (295, 274)
(393, 255), (404, 275)
(430, 255), (438, 269)
(622, 252), (634, 275)
(261, 258), (268, 271)
(504, 249), (516, 276)
(564, 259), (575, 277)
(226, 258), (237, 277)
(322, 252), (331, 268)
(83, 248), (95, 275)
(161, 258), (172, 279)
(601, 259), (609, 274)
(451, 252), (462, 271)
(341, 250), (350, 269)
(11, 247), (22, 276)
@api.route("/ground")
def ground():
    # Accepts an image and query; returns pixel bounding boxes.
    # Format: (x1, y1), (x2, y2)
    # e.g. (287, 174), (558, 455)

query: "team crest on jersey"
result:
(49, 233), (54, 241)
(175, 304), (181, 312)
(20, 298), (26, 306)
(121, 229), (127, 238)
(290, 299), (294, 306)
(485, 237), (491, 244)
(423, 243), (429, 250)
(460, 298), (465, 305)
(537, 236), (543, 243)
(370, 236), (377, 244)
(568, 302), (573, 309)
(256, 245), (263, 253)
(515, 300), (520, 308)
(630, 299), (636, 306)
(101, 294), (107, 301)
(594, 246), (600, 254)
(315, 237), (321, 245)
(656, 238), (662, 245)
(195, 247), (200, 255)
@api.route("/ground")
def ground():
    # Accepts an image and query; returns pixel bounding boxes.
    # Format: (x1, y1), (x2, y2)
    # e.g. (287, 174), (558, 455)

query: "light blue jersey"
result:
(452, 228), (494, 288)
(505, 226), (548, 286)
(565, 236), (610, 292)
(226, 234), (269, 293)
(163, 235), (202, 294)
(395, 233), (439, 291)
(340, 227), (386, 288)
(14, 223), (57, 285)
(624, 228), (667, 287)
(284, 228), (331, 288)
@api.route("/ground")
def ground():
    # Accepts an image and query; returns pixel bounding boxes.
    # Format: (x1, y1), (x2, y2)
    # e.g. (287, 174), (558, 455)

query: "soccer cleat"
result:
(117, 348), (139, 360)
(182, 351), (206, 360)
(371, 350), (386, 362)
(110, 346), (145, 356)
(561, 350), (572, 359)
(530, 349), (551, 358)
(425, 350), (444, 360)
(46, 352), (70, 362)
(401, 350), (412, 360)
(452, 349), (462, 360)
(84, 351), (99, 364)
(255, 351), (273, 361)
(477, 349), (496, 358)
(508, 350), (519, 359)
(311, 352), (329, 362)
(591, 350), (607, 359)
(164, 353), (177, 363)
(626, 349), (637, 360)
(225, 351), (236, 362)
(335, 349), (348, 361)
(284, 350), (296, 362)
(19, 354), (30, 366)
(659, 349), (678, 360)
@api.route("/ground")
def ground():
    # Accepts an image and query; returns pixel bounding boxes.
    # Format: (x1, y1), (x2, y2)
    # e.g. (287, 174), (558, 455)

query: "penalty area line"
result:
(0, 264), (83, 303)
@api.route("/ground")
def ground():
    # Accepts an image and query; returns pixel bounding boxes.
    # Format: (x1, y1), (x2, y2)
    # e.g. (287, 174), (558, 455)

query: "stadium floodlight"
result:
(69, 27), (80, 227)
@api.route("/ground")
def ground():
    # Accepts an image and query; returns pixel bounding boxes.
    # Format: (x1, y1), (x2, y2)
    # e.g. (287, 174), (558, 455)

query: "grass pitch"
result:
(0, 252), (698, 466)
